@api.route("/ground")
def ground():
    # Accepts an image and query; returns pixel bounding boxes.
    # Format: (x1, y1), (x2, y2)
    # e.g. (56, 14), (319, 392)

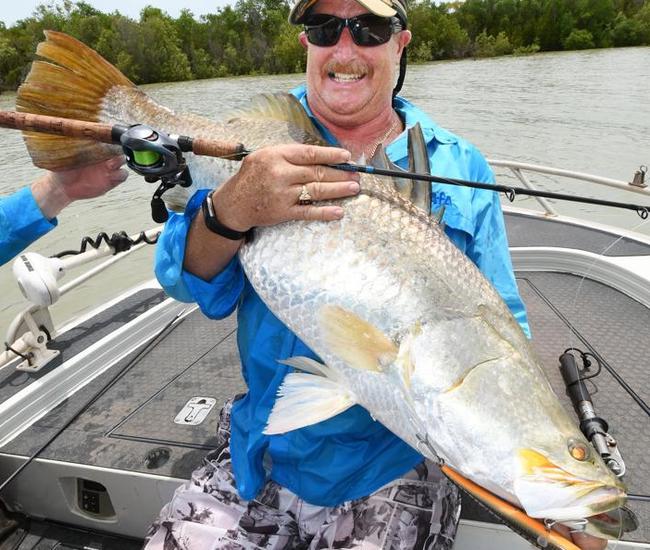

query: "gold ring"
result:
(298, 184), (313, 205)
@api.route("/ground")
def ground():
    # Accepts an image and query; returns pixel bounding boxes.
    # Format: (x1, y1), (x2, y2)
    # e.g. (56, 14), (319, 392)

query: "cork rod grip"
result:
(190, 137), (248, 161)
(0, 111), (116, 143)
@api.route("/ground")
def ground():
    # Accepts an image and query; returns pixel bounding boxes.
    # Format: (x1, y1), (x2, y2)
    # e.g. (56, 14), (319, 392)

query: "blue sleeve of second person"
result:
(154, 189), (245, 319)
(0, 187), (57, 266)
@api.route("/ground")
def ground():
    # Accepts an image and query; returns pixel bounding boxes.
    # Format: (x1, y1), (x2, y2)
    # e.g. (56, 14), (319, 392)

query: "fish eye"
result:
(567, 438), (591, 462)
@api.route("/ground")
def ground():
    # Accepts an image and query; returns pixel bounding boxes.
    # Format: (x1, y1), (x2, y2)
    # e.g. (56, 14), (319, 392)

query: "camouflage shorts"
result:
(143, 397), (461, 550)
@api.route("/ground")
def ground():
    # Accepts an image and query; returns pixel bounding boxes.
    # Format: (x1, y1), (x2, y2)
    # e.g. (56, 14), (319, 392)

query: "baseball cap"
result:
(289, 0), (408, 25)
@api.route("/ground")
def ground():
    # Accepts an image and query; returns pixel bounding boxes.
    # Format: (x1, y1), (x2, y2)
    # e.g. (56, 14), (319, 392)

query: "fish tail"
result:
(16, 30), (136, 170)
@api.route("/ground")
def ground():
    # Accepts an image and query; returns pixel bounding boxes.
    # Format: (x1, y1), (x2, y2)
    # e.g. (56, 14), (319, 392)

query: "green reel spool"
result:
(132, 149), (161, 166)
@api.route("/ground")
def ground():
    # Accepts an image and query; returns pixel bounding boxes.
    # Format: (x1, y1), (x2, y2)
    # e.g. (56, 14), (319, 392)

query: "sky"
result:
(1, 0), (235, 27)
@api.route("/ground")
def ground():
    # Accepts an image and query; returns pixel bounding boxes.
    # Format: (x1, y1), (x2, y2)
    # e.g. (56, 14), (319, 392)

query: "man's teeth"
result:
(329, 72), (364, 82)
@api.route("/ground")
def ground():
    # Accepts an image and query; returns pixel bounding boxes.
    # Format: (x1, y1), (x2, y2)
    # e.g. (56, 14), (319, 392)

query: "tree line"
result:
(0, 0), (649, 90)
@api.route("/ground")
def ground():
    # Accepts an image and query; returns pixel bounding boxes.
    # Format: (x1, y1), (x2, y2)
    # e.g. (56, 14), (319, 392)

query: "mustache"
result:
(324, 59), (369, 75)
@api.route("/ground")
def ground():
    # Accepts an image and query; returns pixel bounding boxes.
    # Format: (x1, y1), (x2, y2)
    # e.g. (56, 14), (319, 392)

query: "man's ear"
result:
(398, 29), (412, 53)
(299, 31), (309, 50)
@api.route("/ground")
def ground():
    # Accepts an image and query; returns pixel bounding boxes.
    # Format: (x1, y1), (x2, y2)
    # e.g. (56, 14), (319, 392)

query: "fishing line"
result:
(564, 214), (650, 407)
(561, 216), (650, 547)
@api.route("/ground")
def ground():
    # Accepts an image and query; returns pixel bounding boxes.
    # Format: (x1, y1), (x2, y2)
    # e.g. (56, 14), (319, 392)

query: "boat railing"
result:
(487, 159), (648, 217)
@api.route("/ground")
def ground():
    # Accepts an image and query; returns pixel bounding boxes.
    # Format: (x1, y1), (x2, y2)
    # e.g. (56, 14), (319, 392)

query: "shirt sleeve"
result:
(0, 187), (57, 267)
(467, 157), (532, 338)
(154, 189), (245, 319)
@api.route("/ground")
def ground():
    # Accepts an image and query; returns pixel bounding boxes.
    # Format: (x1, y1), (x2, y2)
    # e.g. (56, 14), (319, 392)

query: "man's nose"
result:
(336, 26), (357, 52)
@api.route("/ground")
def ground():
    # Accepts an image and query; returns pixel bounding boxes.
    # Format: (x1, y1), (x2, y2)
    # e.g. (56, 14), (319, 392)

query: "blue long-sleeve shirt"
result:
(0, 187), (56, 266)
(155, 86), (530, 507)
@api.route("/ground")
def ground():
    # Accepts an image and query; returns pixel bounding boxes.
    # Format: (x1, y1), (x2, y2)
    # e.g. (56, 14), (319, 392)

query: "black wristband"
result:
(201, 191), (249, 241)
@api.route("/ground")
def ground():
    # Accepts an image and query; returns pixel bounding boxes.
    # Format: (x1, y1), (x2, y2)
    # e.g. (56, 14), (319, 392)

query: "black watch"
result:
(201, 191), (250, 241)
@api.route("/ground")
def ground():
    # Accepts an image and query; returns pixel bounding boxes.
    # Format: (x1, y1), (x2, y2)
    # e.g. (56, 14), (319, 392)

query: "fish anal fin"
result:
(278, 356), (339, 380)
(264, 373), (356, 434)
(319, 305), (397, 372)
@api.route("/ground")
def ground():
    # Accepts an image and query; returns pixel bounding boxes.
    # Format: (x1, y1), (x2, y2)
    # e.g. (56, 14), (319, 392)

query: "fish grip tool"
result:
(558, 349), (625, 476)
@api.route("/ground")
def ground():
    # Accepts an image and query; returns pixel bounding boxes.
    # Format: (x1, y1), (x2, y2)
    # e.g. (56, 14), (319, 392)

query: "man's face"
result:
(300, 0), (411, 128)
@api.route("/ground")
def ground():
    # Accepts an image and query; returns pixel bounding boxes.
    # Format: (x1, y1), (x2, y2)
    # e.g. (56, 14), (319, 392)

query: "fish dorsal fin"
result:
(232, 92), (324, 143)
(433, 205), (446, 229)
(370, 143), (413, 199)
(408, 122), (432, 215)
(319, 305), (397, 372)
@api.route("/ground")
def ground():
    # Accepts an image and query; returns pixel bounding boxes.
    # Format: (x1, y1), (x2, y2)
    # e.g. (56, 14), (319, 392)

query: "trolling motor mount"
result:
(118, 124), (193, 223)
(558, 349), (625, 476)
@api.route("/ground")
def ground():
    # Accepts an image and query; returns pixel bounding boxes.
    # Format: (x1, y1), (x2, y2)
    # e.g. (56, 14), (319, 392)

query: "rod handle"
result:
(0, 111), (116, 144)
(188, 137), (248, 160)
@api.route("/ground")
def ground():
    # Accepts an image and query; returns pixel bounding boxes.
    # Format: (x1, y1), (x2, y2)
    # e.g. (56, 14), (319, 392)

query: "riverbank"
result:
(1, 0), (648, 91)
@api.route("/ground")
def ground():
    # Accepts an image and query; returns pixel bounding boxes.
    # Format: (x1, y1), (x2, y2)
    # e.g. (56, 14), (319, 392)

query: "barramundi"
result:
(16, 31), (627, 548)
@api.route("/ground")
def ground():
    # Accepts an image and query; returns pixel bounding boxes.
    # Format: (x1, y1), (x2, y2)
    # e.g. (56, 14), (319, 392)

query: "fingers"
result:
(293, 180), (360, 203)
(295, 204), (345, 222)
(283, 144), (351, 166)
(570, 531), (607, 550)
(295, 163), (359, 185)
(105, 155), (127, 171)
(110, 168), (129, 186)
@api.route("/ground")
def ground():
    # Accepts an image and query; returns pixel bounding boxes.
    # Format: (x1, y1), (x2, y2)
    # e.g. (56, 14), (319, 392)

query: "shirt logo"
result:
(432, 191), (453, 207)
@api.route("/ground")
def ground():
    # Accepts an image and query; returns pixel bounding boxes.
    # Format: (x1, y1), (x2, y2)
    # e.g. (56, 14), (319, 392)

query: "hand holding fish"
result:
(30, 155), (128, 219)
(213, 143), (360, 232)
(554, 524), (607, 550)
(184, 143), (359, 281)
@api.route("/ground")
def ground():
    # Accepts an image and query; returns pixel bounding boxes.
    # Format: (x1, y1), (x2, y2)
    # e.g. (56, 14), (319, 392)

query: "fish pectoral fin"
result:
(319, 305), (397, 373)
(264, 373), (356, 434)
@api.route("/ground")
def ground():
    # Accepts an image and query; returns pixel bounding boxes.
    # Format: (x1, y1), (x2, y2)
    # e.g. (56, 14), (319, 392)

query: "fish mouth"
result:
(514, 448), (626, 521)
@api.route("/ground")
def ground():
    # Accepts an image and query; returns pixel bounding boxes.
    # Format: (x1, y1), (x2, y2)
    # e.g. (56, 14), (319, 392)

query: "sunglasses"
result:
(304, 13), (404, 47)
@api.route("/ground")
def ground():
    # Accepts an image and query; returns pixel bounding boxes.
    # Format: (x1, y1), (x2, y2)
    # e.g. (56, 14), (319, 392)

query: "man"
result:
(0, 156), (128, 265)
(147, 0), (604, 548)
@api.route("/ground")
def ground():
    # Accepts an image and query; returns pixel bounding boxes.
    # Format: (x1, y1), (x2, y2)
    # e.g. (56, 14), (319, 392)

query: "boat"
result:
(0, 160), (648, 549)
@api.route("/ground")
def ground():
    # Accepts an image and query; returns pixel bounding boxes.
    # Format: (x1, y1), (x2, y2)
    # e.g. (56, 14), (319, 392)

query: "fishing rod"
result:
(331, 163), (650, 219)
(1, 110), (649, 220)
(0, 110), (249, 222)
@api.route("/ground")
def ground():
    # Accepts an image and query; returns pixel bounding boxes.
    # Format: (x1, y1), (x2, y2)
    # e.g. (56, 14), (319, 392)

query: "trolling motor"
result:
(116, 124), (194, 223)
(558, 349), (625, 476)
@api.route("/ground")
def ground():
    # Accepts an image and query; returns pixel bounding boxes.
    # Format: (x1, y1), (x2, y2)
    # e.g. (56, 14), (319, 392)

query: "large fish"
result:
(17, 31), (627, 548)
